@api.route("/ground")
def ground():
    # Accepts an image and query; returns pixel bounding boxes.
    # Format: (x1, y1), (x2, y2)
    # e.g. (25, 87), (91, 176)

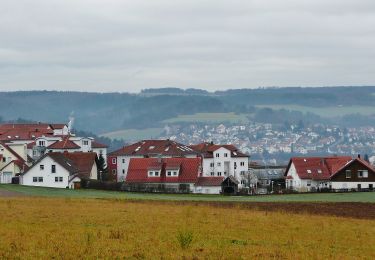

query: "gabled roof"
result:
(195, 177), (224, 186)
(126, 157), (201, 183)
(109, 140), (197, 157)
(91, 141), (108, 148)
(23, 152), (97, 179)
(285, 156), (353, 180)
(330, 158), (375, 178)
(189, 142), (248, 158)
(0, 141), (26, 163)
(47, 138), (81, 149)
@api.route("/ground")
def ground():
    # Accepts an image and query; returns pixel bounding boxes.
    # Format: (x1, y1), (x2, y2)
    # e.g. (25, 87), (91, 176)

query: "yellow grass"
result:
(1, 198), (375, 259)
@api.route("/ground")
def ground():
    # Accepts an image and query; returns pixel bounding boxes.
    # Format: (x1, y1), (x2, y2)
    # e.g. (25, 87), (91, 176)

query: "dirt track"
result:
(0, 189), (24, 197)
(128, 200), (375, 220)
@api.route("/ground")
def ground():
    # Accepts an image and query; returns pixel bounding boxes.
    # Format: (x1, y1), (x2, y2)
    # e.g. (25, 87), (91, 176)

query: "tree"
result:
(96, 154), (107, 181)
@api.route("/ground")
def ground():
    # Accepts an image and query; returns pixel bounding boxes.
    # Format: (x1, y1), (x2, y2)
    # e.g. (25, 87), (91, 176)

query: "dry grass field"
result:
(1, 198), (375, 259)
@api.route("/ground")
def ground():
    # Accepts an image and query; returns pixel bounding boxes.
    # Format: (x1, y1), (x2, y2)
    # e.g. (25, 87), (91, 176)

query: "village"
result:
(0, 122), (374, 195)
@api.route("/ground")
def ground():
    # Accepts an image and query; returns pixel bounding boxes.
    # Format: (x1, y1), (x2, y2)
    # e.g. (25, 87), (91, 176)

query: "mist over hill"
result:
(0, 86), (375, 134)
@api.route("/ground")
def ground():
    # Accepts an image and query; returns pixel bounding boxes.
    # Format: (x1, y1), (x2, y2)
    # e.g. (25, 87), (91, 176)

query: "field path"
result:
(0, 188), (24, 197)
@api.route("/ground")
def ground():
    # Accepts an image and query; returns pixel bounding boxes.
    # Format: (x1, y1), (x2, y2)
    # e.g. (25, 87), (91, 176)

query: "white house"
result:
(285, 155), (375, 192)
(21, 152), (98, 189)
(0, 141), (30, 183)
(190, 142), (250, 189)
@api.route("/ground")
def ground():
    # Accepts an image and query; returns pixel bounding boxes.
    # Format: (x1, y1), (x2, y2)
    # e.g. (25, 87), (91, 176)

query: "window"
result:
(217, 162), (221, 167)
(307, 170), (312, 174)
(167, 171), (172, 176)
(122, 169), (125, 174)
(112, 169), (117, 174)
(38, 177), (43, 182)
(51, 165), (56, 173)
(2, 157), (5, 162)
(215, 153), (219, 157)
(210, 172), (214, 176)
(217, 172), (222, 176)
(40, 165), (44, 170)
(38, 141), (45, 146)
(240, 162), (245, 166)
(346, 170), (351, 179)
(149, 171), (154, 176)
(358, 170), (368, 178)
(317, 169), (322, 174)
(234, 162), (237, 169)
(154, 171), (159, 176)
(173, 171), (178, 176)
(83, 140), (89, 146)
(33, 177), (37, 182)
(122, 158), (126, 163)
(112, 158), (117, 164)
(240, 171), (245, 175)
(307, 180), (311, 186)
(224, 153), (228, 157)
(210, 162), (214, 167)
(55, 177), (63, 182)
(240, 180), (245, 185)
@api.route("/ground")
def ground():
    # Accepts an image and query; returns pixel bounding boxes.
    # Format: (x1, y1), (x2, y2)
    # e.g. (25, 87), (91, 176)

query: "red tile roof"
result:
(109, 140), (197, 157)
(47, 138), (81, 149)
(195, 177), (224, 186)
(91, 141), (108, 148)
(24, 152), (97, 179)
(190, 142), (248, 158)
(126, 157), (201, 183)
(0, 123), (66, 141)
(285, 156), (353, 180)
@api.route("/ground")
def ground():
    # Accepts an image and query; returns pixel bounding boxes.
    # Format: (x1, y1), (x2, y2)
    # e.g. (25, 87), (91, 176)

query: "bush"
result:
(177, 230), (193, 250)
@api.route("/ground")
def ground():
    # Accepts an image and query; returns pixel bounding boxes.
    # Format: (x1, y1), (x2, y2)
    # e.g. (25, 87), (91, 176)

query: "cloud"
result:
(0, 0), (374, 92)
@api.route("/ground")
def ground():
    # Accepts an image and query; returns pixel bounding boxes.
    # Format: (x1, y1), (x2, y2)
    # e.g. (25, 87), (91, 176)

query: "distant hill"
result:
(0, 86), (374, 134)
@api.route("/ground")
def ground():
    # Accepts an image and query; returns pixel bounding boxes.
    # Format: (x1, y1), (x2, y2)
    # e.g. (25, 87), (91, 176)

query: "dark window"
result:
(38, 177), (43, 182)
(59, 177), (63, 182)
(40, 165), (44, 170)
(369, 184), (373, 190)
(345, 170), (351, 179)
(55, 177), (58, 182)
(33, 177), (37, 182)
(51, 165), (56, 173)
(357, 184), (361, 190)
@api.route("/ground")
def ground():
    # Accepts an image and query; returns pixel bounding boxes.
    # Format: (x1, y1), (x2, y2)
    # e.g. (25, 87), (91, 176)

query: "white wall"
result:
(194, 186), (221, 194)
(21, 157), (70, 188)
(201, 147), (249, 188)
(331, 182), (375, 189)
(116, 155), (143, 182)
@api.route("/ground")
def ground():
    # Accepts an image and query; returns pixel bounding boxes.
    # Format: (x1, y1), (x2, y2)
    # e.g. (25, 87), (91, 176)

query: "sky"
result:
(0, 0), (374, 93)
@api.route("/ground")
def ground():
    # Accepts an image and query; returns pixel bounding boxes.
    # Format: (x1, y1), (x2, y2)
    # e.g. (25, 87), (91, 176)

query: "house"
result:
(108, 139), (198, 182)
(284, 155), (375, 192)
(249, 164), (286, 193)
(125, 157), (201, 192)
(189, 142), (249, 189)
(0, 123), (107, 163)
(0, 141), (30, 183)
(20, 152), (98, 189)
(0, 123), (69, 141)
(30, 136), (108, 162)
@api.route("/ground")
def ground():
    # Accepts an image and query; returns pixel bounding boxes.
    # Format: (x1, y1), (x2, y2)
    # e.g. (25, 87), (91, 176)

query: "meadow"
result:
(162, 112), (250, 124)
(100, 127), (164, 141)
(1, 197), (375, 259)
(2, 184), (375, 203)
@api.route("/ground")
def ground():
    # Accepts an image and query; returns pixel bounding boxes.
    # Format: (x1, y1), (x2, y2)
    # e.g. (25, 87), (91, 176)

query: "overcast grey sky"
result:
(0, 0), (374, 92)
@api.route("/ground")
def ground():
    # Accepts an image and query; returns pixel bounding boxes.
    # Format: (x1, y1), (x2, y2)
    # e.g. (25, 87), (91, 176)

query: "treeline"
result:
(0, 86), (374, 134)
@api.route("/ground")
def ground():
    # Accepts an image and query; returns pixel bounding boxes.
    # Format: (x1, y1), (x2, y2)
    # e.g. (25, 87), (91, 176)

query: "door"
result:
(2, 172), (12, 184)
(357, 184), (361, 191)
(74, 182), (81, 189)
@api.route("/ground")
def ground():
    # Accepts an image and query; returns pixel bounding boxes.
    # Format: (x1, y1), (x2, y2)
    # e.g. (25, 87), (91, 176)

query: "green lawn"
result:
(100, 128), (164, 141)
(2, 184), (375, 203)
(162, 112), (250, 124)
(255, 104), (375, 118)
